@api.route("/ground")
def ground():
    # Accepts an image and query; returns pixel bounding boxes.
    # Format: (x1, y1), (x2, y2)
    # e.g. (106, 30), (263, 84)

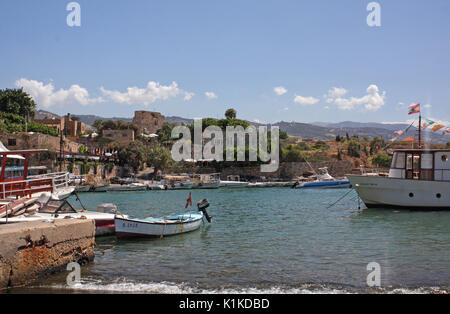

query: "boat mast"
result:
(418, 113), (422, 149)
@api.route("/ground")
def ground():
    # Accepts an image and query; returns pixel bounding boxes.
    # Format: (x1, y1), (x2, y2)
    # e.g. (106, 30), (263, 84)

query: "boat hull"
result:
(108, 184), (147, 192)
(348, 175), (450, 209)
(295, 180), (351, 189)
(115, 214), (203, 238)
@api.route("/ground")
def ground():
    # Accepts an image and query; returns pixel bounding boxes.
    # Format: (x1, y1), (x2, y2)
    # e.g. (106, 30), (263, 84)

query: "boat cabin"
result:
(389, 149), (450, 181)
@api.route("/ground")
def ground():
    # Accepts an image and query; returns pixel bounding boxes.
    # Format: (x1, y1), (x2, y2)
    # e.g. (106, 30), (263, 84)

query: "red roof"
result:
(400, 136), (416, 142)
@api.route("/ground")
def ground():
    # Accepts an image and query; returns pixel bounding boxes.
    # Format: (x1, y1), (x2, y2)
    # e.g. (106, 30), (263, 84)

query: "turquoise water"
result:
(10, 188), (450, 293)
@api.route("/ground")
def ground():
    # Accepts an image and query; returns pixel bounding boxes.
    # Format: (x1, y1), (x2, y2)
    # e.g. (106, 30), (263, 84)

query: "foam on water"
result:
(42, 278), (448, 294)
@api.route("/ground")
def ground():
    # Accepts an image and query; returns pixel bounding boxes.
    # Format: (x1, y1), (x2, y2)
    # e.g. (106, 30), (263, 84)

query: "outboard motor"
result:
(197, 198), (212, 223)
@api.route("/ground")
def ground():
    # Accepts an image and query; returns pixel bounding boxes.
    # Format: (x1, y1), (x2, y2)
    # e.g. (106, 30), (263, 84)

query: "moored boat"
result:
(293, 167), (350, 189)
(108, 183), (147, 192)
(115, 198), (212, 238)
(348, 149), (450, 209)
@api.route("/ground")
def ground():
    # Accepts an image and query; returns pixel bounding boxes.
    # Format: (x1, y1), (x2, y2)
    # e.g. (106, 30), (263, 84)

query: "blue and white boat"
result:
(115, 199), (212, 238)
(294, 167), (351, 189)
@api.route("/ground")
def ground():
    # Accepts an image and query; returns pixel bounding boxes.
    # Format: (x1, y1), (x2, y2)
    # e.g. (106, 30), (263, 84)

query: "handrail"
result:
(0, 172), (70, 199)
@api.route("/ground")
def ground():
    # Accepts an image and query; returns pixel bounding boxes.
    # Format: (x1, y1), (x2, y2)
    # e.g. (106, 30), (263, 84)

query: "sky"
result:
(0, 0), (449, 124)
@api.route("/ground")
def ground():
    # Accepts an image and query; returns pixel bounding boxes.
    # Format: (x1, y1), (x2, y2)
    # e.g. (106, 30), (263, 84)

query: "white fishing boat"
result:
(220, 175), (249, 188)
(114, 199), (212, 238)
(348, 149), (450, 210)
(293, 167), (350, 189)
(166, 181), (194, 190)
(192, 173), (221, 189)
(147, 183), (166, 190)
(0, 195), (125, 236)
(108, 183), (147, 192)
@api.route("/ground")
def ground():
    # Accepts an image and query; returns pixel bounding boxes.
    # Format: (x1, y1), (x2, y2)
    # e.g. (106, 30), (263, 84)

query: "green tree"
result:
(369, 136), (386, 155)
(346, 139), (361, 158)
(117, 141), (147, 171)
(371, 153), (393, 168)
(225, 108), (237, 119)
(147, 144), (172, 173)
(0, 88), (36, 118)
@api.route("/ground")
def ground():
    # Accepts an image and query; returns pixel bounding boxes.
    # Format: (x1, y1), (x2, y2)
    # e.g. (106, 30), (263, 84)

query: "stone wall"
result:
(167, 161), (353, 180)
(0, 219), (95, 290)
(132, 111), (165, 134)
(0, 133), (82, 153)
(102, 129), (135, 142)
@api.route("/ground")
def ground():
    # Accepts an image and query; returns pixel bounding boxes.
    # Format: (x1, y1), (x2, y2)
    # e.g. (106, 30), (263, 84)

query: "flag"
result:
(408, 104), (420, 115)
(185, 192), (192, 208)
(443, 128), (450, 135)
(422, 119), (435, 130)
(431, 124), (445, 132)
(394, 130), (403, 136)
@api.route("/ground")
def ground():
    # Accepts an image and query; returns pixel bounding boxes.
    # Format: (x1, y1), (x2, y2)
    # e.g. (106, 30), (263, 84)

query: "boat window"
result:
(421, 153), (433, 169)
(441, 154), (448, 163)
(393, 152), (406, 169)
(406, 154), (413, 170)
(413, 155), (420, 170)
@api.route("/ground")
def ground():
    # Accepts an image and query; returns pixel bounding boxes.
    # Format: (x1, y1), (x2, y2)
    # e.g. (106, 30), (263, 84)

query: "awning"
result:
(0, 141), (25, 160)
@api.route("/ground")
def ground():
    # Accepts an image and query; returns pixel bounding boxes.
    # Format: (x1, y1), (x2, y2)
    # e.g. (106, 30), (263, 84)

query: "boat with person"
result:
(293, 167), (350, 189)
(348, 149), (450, 209)
(114, 198), (212, 238)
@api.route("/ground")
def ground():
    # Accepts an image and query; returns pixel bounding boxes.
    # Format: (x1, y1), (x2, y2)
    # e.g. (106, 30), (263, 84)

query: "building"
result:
(0, 133), (82, 153)
(132, 111), (165, 135)
(102, 129), (135, 142)
(34, 113), (86, 137)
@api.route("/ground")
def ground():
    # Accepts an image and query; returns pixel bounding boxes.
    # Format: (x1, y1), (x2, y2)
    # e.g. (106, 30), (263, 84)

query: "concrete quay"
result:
(0, 219), (95, 290)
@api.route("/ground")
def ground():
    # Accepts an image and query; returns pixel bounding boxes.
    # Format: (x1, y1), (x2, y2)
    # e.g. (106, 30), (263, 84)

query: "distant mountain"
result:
(311, 121), (410, 131)
(33, 110), (449, 143)
(35, 110), (60, 120)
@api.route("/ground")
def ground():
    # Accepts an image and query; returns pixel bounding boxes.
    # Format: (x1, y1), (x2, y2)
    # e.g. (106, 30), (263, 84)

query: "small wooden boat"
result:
(115, 199), (212, 238)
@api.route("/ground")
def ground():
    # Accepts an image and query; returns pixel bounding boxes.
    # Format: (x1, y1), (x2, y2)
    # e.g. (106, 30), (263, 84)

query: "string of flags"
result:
(390, 104), (450, 142)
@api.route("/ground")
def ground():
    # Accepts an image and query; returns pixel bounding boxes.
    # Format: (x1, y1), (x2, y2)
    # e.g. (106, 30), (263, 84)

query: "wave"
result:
(40, 278), (449, 294)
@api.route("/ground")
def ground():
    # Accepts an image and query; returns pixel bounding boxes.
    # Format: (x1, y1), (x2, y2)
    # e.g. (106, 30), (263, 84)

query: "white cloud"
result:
(294, 95), (320, 106)
(205, 91), (218, 100)
(274, 86), (287, 96)
(184, 92), (195, 101)
(424, 103), (432, 108)
(15, 78), (104, 108)
(100, 81), (181, 105)
(283, 107), (289, 111)
(327, 87), (348, 100)
(327, 84), (386, 111)
(324, 106), (330, 110)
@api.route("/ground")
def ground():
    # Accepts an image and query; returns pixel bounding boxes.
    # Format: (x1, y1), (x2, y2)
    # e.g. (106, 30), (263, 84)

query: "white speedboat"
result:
(293, 167), (350, 189)
(348, 149), (450, 209)
(166, 181), (194, 190)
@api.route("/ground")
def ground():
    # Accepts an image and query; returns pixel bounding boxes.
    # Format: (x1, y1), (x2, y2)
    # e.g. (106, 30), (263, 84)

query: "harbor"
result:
(3, 188), (450, 294)
(1, 0), (450, 297)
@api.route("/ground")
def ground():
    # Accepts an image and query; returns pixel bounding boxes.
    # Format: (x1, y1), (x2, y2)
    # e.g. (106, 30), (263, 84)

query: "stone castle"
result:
(132, 111), (165, 135)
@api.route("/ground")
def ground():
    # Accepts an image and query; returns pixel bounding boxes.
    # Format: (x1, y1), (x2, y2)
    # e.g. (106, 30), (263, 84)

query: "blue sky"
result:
(1, 0), (449, 124)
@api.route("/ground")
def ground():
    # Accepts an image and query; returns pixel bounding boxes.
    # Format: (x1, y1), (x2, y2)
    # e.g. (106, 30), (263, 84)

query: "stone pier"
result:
(0, 219), (95, 290)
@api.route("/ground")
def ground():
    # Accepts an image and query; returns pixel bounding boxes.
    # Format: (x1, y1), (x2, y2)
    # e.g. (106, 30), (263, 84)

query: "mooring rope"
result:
(327, 189), (355, 209)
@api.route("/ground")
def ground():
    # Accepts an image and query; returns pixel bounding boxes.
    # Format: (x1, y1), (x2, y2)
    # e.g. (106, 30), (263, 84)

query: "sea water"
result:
(7, 188), (450, 294)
